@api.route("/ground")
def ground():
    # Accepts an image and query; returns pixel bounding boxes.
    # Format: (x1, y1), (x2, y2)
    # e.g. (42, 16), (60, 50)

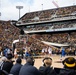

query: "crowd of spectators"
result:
(0, 56), (76, 75)
(17, 5), (76, 24)
(0, 20), (76, 56)
(0, 6), (76, 56)
(35, 32), (76, 44)
(26, 31), (76, 55)
(0, 21), (21, 51)
(24, 20), (76, 31)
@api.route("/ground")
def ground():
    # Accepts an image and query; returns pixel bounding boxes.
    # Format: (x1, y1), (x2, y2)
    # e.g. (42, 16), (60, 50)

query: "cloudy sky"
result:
(0, 0), (76, 21)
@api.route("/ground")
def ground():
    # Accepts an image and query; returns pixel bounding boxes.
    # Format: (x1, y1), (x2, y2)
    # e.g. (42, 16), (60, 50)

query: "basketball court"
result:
(19, 55), (76, 69)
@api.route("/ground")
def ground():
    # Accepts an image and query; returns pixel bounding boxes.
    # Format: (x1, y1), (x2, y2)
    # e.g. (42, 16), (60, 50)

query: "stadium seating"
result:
(17, 6), (76, 24)
(0, 6), (76, 56)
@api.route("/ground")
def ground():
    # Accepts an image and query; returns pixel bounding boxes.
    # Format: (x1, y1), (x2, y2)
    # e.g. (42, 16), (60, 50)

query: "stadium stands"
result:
(0, 5), (76, 56)
(16, 5), (76, 25)
(15, 5), (76, 55)
(0, 21), (20, 50)
(23, 21), (76, 31)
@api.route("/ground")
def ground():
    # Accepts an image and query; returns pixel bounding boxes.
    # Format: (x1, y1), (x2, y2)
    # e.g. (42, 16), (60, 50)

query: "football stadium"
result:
(0, 1), (76, 75)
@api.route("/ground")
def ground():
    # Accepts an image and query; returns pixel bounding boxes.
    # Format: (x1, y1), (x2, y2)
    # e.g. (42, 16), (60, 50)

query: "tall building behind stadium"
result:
(0, 5), (76, 53)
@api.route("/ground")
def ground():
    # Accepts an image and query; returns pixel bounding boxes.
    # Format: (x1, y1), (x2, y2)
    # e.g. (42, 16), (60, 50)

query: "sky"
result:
(0, 0), (76, 21)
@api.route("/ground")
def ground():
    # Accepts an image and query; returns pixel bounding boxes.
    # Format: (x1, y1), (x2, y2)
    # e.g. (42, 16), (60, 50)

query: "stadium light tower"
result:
(16, 6), (23, 19)
(41, 4), (43, 10)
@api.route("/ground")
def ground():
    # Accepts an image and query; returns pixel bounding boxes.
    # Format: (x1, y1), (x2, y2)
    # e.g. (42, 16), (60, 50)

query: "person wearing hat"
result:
(39, 57), (57, 75)
(19, 56), (40, 75)
(59, 57), (76, 75)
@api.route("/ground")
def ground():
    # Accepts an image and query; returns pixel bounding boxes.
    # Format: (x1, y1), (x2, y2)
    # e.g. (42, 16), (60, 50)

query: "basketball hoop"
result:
(19, 35), (28, 44)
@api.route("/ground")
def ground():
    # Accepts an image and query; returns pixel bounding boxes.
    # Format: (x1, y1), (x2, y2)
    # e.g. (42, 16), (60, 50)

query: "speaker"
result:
(20, 29), (24, 35)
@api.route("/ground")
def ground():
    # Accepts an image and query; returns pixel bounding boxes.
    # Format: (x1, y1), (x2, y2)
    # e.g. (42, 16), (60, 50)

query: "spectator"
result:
(10, 58), (22, 75)
(39, 57), (57, 75)
(59, 57), (76, 75)
(0, 56), (7, 70)
(19, 56), (40, 75)
(2, 54), (13, 73)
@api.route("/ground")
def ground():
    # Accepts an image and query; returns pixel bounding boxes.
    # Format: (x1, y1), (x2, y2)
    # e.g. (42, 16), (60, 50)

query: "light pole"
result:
(16, 6), (23, 19)
(41, 4), (43, 10)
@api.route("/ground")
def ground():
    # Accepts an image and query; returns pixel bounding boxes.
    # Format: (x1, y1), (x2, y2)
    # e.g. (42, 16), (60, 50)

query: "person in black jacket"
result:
(2, 54), (13, 73)
(19, 56), (40, 75)
(59, 57), (76, 75)
(10, 58), (22, 75)
(39, 57), (57, 75)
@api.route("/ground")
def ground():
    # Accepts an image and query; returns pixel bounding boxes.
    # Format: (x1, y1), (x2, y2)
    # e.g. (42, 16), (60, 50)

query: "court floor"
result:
(20, 54), (76, 69)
